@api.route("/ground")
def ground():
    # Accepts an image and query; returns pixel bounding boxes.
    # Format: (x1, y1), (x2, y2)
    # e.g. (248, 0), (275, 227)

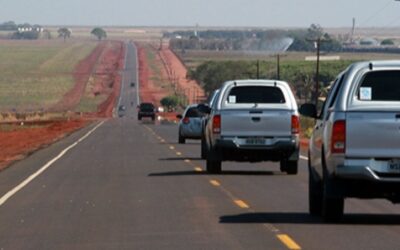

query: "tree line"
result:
(187, 59), (353, 103)
(166, 24), (342, 53)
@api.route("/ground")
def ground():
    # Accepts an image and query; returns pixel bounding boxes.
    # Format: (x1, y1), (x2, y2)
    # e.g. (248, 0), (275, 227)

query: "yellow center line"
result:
(194, 167), (203, 172)
(209, 180), (221, 186)
(234, 199), (250, 209)
(277, 234), (302, 250)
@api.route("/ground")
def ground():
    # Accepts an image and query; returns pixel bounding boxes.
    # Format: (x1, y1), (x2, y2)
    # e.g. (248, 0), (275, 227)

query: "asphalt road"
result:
(1, 42), (400, 250)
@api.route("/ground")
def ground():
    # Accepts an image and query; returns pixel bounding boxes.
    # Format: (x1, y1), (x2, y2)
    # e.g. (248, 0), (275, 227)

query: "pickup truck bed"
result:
(203, 80), (299, 174)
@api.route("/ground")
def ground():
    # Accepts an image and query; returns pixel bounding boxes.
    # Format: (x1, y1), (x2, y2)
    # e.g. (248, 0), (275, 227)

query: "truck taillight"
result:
(212, 115), (221, 134)
(331, 120), (346, 154)
(291, 115), (300, 134)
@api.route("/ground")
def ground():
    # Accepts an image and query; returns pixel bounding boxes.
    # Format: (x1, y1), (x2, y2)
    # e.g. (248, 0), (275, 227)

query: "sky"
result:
(1, 0), (400, 28)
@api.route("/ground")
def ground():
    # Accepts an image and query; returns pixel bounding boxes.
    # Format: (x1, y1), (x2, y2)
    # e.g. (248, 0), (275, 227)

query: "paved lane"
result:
(2, 42), (400, 250)
(150, 121), (400, 250)
(0, 42), (285, 250)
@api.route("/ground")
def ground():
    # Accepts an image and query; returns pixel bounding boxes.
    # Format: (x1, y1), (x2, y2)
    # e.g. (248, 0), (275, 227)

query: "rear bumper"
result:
(336, 159), (400, 182)
(214, 137), (299, 162)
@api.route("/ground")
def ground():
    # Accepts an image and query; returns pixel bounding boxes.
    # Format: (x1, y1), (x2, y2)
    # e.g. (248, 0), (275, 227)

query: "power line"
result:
(359, 0), (393, 27)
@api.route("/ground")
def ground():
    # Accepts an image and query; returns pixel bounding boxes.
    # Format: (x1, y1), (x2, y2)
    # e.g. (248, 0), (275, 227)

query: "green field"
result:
(0, 40), (96, 111)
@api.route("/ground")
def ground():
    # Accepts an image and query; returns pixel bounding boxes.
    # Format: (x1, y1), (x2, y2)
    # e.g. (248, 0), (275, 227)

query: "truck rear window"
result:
(185, 107), (205, 118)
(358, 71), (400, 101)
(227, 86), (285, 104)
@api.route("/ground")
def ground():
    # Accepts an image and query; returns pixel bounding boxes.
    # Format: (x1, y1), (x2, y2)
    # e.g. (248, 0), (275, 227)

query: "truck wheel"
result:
(309, 168), (323, 216)
(206, 148), (221, 174)
(178, 134), (185, 144)
(201, 137), (207, 159)
(280, 159), (298, 175)
(322, 176), (344, 222)
(206, 159), (221, 174)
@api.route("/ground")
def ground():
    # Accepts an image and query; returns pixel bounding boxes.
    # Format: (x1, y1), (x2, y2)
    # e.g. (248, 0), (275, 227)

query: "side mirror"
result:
(197, 103), (211, 114)
(299, 103), (318, 119)
(176, 114), (183, 119)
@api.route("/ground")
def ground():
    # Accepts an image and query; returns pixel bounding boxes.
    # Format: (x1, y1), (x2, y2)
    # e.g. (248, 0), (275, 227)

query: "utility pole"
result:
(307, 37), (328, 107)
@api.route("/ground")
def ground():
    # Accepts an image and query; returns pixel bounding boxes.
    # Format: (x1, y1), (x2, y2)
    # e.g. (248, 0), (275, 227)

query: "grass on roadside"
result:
(0, 40), (96, 111)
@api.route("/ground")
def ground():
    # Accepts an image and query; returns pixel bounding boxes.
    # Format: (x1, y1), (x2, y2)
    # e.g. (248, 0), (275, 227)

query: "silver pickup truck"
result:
(300, 60), (400, 221)
(200, 80), (300, 174)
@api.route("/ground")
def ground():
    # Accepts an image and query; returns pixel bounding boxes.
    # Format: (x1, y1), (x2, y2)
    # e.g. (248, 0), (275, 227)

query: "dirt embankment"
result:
(137, 43), (205, 108)
(0, 120), (88, 171)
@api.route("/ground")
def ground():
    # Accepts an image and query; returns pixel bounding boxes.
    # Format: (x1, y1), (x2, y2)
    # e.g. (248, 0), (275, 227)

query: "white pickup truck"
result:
(300, 60), (400, 221)
(199, 80), (300, 174)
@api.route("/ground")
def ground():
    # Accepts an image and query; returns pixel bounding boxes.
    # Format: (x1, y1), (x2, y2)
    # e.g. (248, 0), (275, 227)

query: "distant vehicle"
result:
(300, 60), (400, 221)
(177, 104), (206, 144)
(118, 105), (126, 117)
(199, 89), (220, 159)
(138, 102), (156, 121)
(130, 82), (135, 87)
(200, 80), (299, 174)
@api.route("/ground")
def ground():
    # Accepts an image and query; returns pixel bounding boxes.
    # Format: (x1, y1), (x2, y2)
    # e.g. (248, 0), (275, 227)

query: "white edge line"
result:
(0, 121), (105, 207)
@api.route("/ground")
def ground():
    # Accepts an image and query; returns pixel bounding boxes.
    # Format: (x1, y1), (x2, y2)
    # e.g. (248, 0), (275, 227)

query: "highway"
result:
(1, 42), (400, 250)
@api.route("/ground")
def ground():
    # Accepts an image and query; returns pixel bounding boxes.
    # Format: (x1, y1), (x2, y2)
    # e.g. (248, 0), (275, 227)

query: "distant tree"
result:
(42, 29), (52, 40)
(91, 27), (107, 41)
(381, 39), (394, 46)
(58, 27), (71, 42)
(0, 21), (17, 31)
(160, 95), (179, 109)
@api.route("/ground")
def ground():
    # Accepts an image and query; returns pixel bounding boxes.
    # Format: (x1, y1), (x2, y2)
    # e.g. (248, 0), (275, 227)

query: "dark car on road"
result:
(138, 102), (156, 121)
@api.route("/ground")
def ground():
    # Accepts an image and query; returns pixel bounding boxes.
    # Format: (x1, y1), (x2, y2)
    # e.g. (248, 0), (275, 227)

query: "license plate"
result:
(245, 137), (266, 145)
(388, 159), (400, 173)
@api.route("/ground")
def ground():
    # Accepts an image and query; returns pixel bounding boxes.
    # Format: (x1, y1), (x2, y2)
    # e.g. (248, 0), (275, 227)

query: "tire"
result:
(206, 147), (221, 174)
(321, 174), (344, 222)
(151, 115), (155, 121)
(206, 159), (221, 174)
(178, 134), (185, 144)
(201, 136), (207, 159)
(309, 167), (323, 216)
(280, 159), (298, 175)
(138, 115), (142, 121)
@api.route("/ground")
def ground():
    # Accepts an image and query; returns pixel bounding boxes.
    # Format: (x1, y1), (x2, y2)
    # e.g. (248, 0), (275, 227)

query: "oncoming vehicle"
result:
(177, 104), (206, 144)
(118, 105), (126, 117)
(300, 60), (400, 221)
(138, 102), (156, 121)
(200, 80), (300, 174)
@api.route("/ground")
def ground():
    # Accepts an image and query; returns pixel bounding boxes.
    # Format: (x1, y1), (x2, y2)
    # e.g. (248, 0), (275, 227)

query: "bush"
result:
(160, 95), (180, 109)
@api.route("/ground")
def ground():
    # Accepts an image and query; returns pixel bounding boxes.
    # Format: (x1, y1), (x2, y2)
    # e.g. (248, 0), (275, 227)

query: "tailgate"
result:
(220, 109), (292, 137)
(347, 112), (400, 157)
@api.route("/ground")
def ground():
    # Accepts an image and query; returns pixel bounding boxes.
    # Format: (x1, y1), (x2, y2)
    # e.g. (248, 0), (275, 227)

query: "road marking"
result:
(210, 180), (221, 186)
(300, 155), (308, 161)
(160, 139), (165, 143)
(169, 146), (175, 150)
(0, 121), (105, 207)
(277, 234), (301, 250)
(194, 167), (203, 172)
(234, 199), (250, 209)
(176, 152), (182, 156)
(184, 159), (191, 163)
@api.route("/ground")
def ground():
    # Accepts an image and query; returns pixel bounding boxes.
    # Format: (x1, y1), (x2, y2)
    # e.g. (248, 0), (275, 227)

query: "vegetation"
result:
(167, 24), (342, 53)
(381, 39), (394, 46)
(58, 28), (71, 42)
(91, 27), (107, 41)
(0, 41), (96, 111)
(188, 60), (354, 102)
(160, 95), (179, 108)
